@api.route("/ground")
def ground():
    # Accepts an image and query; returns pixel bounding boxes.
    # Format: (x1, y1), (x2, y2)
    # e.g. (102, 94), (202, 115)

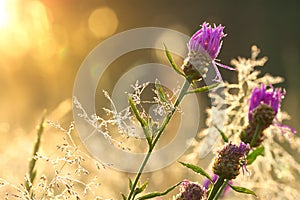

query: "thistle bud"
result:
(212, 142), (250, 180)
(251, 103), (275, 129)
(175, 179), (207, 200)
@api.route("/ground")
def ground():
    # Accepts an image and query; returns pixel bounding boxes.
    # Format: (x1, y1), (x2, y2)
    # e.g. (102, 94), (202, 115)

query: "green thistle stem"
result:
(151, 79), (190, 147)
(250, 120), (262, 148)
(127, 149), (152, 200)
(207, 177), (225, 200)
(127, 79), (190, 200)
(214, 179), (229, 200)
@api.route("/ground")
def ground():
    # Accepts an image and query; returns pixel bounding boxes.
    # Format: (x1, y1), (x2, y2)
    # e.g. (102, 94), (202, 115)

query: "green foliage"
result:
(136, 181), (181, 200)
(247, 146), (265, 165)
(133, 179), (149, 198)
(164, 43), (185, 77)
(128, 96), (147, 127)
(214, 125), (229, 143)
(155, 80), (169, 104)
(179, 161), (213, 182)
(228, 184), (257, 197)
(122, 193), (127, 200)
(25, 110), (47, 197)
(185, 83), (219, 94)
(129, 178), (133, 190)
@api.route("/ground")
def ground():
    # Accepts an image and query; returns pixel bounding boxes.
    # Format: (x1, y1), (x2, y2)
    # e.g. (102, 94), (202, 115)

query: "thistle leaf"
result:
(129, 178), (133, 190)
(186, 83), (219, 94)
(155, 80), (168, 104)
(128, 96), (147, 127)
(178, 161), (212, 182)
(121, 193), (127, 200)
(134, 179), (149, 195)
(247, 146), (265, 165)
(228, 184), (257, 197)
(136, 181), (181, 200)
(164, 43), (185, 77)
(214, 125), (228, 143)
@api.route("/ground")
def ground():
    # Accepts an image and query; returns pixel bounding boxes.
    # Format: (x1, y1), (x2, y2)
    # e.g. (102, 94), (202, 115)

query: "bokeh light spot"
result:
(88, 7), (118, 38)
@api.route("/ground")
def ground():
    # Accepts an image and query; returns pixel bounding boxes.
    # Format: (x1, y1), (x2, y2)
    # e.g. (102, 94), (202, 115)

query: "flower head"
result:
(176, 179), (207, 200)
(212, 142), (250, 180)
(189, 22), (225, 60)
(248, 84), (296, 133)
(248, 84), (283, 121)
(182, 22), (235, 81)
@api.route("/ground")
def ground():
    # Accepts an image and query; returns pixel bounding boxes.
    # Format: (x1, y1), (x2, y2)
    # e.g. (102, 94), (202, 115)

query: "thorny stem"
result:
(207, 177), (225, 200)
(250, 120), (262, 148)
(127, 79), (191, 200)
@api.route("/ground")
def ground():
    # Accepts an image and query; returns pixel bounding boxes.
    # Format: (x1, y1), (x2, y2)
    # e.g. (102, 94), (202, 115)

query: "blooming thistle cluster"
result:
(182, 22), (235, 82)
(212, 142), (250, 180)
(175, 179), (207, 200)
(241, 84), (296, 147)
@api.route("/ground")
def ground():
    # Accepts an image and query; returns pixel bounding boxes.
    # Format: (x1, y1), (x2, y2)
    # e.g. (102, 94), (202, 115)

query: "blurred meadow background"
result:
(0, 0), (299, 199)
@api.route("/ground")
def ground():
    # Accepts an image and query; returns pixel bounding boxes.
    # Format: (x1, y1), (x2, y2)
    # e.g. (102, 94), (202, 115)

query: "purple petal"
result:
(215, 61), (236, 70)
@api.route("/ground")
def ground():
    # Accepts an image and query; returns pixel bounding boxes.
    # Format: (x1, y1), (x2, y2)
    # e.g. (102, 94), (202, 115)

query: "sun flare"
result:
(0, 0), (8, 27)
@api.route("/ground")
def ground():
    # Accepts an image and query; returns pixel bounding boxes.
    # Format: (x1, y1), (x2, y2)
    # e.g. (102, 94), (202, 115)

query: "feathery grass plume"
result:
(1, 119), (107, 199)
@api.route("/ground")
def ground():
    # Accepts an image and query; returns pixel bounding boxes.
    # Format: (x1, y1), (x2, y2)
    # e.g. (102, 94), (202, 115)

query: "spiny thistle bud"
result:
(175, 179), (207, 200)
(212, 142), (250, 180)
(182, 22), (235, 82)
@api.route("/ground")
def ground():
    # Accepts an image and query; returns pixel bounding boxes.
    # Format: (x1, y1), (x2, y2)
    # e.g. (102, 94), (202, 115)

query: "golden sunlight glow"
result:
(0, 0), (54, 61)
(0, 0), (8, 27)
(88, 7), (119, 38)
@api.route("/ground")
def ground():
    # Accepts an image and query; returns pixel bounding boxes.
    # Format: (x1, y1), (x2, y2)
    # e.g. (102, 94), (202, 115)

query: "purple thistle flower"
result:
(176, 179), (207, 200)
(248, 84), (283, 121)
(203, 174), (232, 198)
(212, 142), (250, 180)
(183, 22), (235, 82)
(189, 22), (225, 60)
(248, 84), (296, 134)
